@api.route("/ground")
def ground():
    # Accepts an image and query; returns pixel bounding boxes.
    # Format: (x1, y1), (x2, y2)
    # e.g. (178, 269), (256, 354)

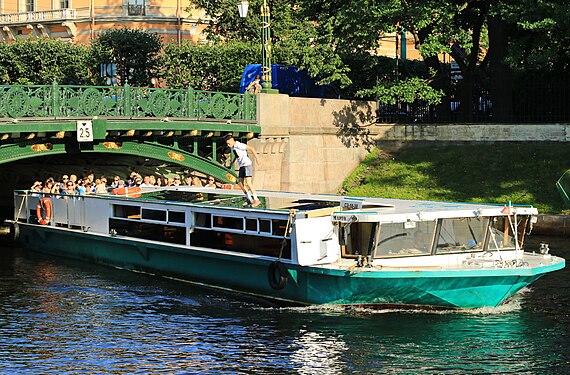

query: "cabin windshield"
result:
(487, 215), (530, 250)
(434, 217), (486, 254)
(340, 220), (437, 258)
(374, 220), (437, 257)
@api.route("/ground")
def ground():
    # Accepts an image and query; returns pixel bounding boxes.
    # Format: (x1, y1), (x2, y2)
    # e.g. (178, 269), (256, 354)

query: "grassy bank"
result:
(341, 143), (570, 214)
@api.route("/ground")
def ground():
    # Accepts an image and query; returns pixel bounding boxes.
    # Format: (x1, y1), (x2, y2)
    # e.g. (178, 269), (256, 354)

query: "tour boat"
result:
(7, 187), (565, 309)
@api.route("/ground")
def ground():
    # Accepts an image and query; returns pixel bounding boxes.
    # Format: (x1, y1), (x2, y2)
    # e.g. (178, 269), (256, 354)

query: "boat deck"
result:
(320, 251), (562, 273)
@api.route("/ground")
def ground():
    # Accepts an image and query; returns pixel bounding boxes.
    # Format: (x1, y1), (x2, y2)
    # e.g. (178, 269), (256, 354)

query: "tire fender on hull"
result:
(268, 260), (289, 290)
(9, 222), (19, 242)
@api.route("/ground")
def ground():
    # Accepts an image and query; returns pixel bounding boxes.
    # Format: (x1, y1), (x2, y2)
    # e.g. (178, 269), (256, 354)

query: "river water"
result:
(1, 234), (569, 374)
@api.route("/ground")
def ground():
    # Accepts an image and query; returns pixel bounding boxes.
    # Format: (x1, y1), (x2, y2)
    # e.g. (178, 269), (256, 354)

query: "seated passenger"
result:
(42, 180), (54, 195)
(192, 176), (203, 187)
(413, 231), (429, 251)
(30, 181), (42, 192)
(140, 175), (153, 187)
(206, 176), (217, 188)
(62, 181), (76, 195)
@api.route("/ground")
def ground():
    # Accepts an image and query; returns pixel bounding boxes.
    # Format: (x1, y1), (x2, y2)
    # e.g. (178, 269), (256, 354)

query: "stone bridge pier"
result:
(250, 95), (371, 194)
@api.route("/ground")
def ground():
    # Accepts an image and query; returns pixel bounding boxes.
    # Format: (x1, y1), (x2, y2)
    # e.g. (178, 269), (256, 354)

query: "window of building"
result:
(60, 0), (69, 8)
(128, 0), (145, 16)
(26, 0), (35, 12)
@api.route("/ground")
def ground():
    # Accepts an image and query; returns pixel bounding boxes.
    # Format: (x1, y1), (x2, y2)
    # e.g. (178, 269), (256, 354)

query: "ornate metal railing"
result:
(0, 84), (257, 121)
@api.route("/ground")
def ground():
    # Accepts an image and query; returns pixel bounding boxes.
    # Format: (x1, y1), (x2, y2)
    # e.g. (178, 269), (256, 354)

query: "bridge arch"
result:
(0, 139), (239, 183)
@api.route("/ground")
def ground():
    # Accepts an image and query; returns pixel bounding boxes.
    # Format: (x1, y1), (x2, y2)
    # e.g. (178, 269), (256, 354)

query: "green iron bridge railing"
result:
(0, 83), (257, 121)
(0, 84), (260, 183)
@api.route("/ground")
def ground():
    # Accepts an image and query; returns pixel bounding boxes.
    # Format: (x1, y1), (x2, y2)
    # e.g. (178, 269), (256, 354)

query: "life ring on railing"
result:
(112, 186), (142, 198)
(36, 197), (52, 225)
(268, 260), (289, 290)
(221, 184), (241, 190)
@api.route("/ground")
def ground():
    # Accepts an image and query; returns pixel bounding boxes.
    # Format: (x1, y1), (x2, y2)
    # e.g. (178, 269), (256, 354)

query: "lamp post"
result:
(238, 0), (278, 93)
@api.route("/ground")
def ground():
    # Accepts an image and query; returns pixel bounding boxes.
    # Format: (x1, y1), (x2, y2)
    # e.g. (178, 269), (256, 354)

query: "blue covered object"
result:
(240, 64), (338, 98)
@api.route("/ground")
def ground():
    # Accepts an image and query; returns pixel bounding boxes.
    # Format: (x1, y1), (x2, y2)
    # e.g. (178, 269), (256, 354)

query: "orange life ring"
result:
(36, 197), (52, 225)
(222, 184), (241, 190)
(112, 186), (142, 198)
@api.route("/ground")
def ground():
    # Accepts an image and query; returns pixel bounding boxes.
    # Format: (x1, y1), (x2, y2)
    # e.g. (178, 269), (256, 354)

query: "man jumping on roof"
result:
(224, 134), (261, 207)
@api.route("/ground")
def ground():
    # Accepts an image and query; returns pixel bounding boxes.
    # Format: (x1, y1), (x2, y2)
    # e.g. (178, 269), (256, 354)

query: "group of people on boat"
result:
(118, 171), (218, 189)
(30, 173), (108, 196)
(29, 171), (218, 197)
(27, 133), (262, 206)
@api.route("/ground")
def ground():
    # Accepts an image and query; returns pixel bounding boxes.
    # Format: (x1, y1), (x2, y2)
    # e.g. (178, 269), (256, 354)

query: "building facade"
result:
(0, 0), (209, 44)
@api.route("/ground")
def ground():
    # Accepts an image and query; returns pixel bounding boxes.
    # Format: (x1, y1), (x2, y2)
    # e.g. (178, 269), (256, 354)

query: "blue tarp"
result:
(239, 64), (338, 98)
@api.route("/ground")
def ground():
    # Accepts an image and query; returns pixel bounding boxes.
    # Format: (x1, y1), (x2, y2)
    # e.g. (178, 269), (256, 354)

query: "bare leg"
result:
(244, 176), (260, 207)
(238, 178), (252, 204)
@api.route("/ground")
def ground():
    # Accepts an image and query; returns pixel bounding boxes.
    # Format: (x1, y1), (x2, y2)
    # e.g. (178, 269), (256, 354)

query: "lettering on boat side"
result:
(341, 198), (364, 211)
(332, 214), (354, 223)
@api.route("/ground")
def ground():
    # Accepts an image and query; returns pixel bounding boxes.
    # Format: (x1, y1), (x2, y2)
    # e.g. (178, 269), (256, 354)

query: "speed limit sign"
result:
(77, 120), (94, 142)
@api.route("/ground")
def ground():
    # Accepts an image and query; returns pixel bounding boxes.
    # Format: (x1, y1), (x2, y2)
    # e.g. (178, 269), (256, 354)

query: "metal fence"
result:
(376, 77), (570, 124)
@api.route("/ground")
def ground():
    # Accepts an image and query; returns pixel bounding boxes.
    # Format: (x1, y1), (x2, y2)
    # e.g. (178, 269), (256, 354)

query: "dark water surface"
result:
(1, 235), (569, 374)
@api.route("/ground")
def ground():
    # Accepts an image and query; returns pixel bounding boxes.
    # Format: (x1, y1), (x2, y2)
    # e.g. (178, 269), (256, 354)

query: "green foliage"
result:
(193, 0), (352, 90)
(0, 39), (93, 85)
(160, 40), (258, 91)
(91, 28), (163, 87)
(502, 0), (570, 71)
(342, 144), (570, 214)
(357, 77), (444, 105)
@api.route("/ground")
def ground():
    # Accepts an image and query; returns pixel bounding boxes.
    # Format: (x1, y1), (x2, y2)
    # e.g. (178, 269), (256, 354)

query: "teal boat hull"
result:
(16, 224), (564, 309)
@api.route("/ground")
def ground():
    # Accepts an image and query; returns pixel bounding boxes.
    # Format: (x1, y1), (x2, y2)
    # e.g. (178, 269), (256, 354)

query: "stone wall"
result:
(249, 93), (570, 194)
(250, 95), (373, 193)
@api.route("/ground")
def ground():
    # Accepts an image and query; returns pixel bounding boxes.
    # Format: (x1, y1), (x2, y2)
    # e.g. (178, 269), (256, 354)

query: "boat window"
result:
(168, 211), (185, 224)
(488, 215), (529, 250)
(341, 222), (374, 257)
(245, 218), (257, 232)
(109, 219), (186, 245)
(213, 216), (243, 230)
(190, 229), (291, 259)
(113, 205), (140, 219)
(195, 212), (211, 228)
(142, 208), (167, 222)
(272, 219), (288, 236)
(374, 221), (436, 257)
(259, 219), (271, 233)
(435, 217), (486, 254)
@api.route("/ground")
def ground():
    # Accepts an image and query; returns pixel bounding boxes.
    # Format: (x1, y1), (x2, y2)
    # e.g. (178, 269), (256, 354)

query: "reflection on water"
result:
(0, 234), (569, 374)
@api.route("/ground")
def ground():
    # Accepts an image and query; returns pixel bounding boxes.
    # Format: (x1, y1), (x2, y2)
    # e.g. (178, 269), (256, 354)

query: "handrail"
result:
(0, 84), (257, 121)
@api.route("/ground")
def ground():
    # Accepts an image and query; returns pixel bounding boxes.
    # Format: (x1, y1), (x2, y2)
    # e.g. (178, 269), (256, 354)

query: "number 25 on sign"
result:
(77, 120), (94, 142)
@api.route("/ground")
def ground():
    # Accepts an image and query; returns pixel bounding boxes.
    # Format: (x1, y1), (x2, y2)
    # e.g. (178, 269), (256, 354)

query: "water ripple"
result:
(1, 236), (569, 374)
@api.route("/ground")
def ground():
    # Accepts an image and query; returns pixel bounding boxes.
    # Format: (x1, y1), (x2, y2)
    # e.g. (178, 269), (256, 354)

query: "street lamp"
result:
(238, 0), (278, 93)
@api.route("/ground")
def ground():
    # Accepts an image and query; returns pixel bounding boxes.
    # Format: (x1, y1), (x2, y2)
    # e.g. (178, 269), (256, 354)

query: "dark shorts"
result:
(238, 165), (253, 178)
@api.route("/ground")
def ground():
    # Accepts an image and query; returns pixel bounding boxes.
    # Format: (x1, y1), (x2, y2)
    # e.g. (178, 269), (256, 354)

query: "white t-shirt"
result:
(231, 140), (252, 168)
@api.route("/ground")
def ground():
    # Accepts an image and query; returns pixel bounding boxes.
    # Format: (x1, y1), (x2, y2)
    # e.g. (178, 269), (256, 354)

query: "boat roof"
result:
(133, 186), (537, 219)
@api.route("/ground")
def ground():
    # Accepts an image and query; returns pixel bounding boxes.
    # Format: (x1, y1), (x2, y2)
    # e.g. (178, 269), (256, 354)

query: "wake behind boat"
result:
(7, 186), (565, 309)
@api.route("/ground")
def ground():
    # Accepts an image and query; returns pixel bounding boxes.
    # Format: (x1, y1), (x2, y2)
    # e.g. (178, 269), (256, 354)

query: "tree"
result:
(0, 39), (92, 85)
(192, 0), (351, 89)
(300, 0), (570, 121)
(91, 28), (163, 87)
(160, 40), (259, 91)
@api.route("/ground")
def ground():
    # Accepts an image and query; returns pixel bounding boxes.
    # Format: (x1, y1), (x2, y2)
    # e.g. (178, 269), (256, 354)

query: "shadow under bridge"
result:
(0, 84), (261, 182)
